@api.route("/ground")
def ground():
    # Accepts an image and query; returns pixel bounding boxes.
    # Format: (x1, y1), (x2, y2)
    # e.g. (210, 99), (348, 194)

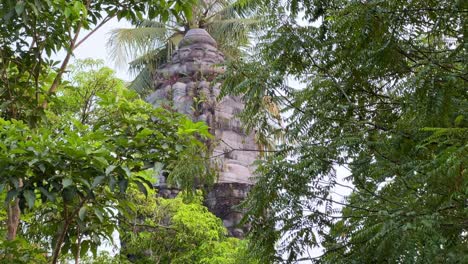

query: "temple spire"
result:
(147, 29), (258, 238)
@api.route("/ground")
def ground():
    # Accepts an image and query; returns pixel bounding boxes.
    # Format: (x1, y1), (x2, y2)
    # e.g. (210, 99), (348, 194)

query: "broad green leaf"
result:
(109, 176), (117, 192)
(62, 178), (73, 188)
(135, 180), (148, 197)
(122, 166), (131, 177)
(92, 176), (106, 188)
(39, 187), (55, 202)
(23, 190), (35, 208)
(136, 176), (154, 188)
(80, 241), (90, 257)
(94, 207), (104, 222)
(15, 2), (25, 15)
(10, 177), (19, 189)
(76, 178), (91, 189)
(62, 187), (76, 202)
(64, 7), (71, 18)
(118, 179), (128, 193)
(136, 128), (153, 139)
(92, 156), (108, 167)
(6, 189), (18, 203)
(79, 206), (88, 221)
(106, 165), (117, 175)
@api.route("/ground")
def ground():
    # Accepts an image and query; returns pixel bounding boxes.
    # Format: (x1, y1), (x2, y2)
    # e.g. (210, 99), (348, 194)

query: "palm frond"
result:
(208, 0), (259, 20)
(128, 48), (166, 74)
(134, 19), (171, 29)
(129, 66), (153, 96)
(107, 27), (168, 68)
(128, 47), (169, 95)
(206, 18), (259, 58)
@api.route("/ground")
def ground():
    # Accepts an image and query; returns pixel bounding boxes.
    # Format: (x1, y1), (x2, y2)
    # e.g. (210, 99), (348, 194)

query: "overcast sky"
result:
(59, 18), (133, 81)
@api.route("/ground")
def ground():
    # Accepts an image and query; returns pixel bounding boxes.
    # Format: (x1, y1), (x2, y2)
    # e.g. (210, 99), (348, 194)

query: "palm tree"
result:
(107, 0), (260, 95)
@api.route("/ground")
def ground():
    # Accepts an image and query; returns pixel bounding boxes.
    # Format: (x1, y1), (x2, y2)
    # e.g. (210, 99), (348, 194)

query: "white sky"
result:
(58, 18), (133, 81)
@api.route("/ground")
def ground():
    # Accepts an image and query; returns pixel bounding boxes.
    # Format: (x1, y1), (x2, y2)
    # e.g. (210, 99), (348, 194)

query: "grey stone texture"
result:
(148, 29), (257, 237)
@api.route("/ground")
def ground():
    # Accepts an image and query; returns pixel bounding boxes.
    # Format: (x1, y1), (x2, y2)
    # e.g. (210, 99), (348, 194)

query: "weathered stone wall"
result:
(147, 29), (257, 237)
(205, 182), (252, 238)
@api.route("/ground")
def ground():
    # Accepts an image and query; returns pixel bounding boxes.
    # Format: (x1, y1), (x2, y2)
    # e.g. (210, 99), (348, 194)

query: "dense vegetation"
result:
(1, 0), (466, 263)
(222, 0), (467, 262)
(0, 1), (255, 263)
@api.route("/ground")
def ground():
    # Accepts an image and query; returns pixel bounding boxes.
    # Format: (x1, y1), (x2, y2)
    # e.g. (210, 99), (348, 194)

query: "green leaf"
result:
(64, 7), (71, 18)
(90, 243), (97, 258)
(454, 115), (464, 127)
(27, 2), (39, 15)
(118, 179), (128, 193)
(79, 206), (88, 221)
(92, 156), (108, 167)
(106, 165), (117, 175)
(62, 178), (73, 189)
(76, 178), (91, 189)
(39, 187), (55, 202)
(109, 176), (117, 192)
(15, 2), (25, 15)
(136, 128), (153, 139)
(122, 166), (131, 177)
(92, 176), (105, 188)
(6, 189), (18, 203)
(73, 1), (83, 15)
(38, 163), (46, 173)
(80, 241), (90, 257)
(94, 208), (104, 222)
(10, 178), (19, 189)
(23, 190), (35, 208)
(62, 187), (76, 202)
(135, 180), (148, 197)
(136, 176), (154, 188)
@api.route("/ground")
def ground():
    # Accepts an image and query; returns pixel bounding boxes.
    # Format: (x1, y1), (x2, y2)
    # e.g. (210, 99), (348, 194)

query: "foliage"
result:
(221, 0), (468, 262)
(0, 0), (256, 262)
(0, 60), (213, 263)
(80, 251), (131, 264)
(121, 189), (259, 264)
(0, 0), (196, 121)
(0, 237), (47, 264)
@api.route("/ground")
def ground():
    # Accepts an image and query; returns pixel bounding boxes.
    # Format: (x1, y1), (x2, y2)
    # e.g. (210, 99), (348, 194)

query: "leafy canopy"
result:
(221, 0), (467, 262)
(0, 0), (198, 120)
(121, 190), (259, 264)
(0, 59), (213, 263)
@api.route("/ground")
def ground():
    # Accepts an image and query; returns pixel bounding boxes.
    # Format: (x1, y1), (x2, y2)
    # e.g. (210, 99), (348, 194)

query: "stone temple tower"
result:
(146, 29), (257, 237)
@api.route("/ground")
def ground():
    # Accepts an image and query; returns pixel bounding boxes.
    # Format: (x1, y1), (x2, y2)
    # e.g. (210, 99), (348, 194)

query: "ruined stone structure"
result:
(146, 29), (257, 237)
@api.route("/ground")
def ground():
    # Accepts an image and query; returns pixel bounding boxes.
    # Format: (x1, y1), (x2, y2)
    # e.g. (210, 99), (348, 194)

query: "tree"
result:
(107, 0), (260, 95)
(0, 0), (194, 113)
(0, 0), (198, 243)
(0, 59), (213, 263)
(120, 189), (259, 264)
(221, 0), (467, 262)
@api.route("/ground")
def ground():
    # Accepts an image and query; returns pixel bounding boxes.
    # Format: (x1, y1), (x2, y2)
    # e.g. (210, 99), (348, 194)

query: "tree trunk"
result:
(6, 179), (23, 240)
(75, 228), (82, 264)
(6, 198), (20, 240)
(52, 205), (71, 264)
